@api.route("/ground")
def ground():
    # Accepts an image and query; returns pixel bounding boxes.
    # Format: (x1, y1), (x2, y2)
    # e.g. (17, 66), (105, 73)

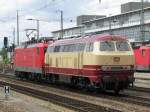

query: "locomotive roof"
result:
(15, 42), (49, 49)
(50, 34), (127, 46)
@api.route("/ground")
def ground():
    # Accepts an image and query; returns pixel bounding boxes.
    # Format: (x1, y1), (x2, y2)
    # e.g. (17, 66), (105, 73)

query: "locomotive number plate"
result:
(113, 57), (120, 62)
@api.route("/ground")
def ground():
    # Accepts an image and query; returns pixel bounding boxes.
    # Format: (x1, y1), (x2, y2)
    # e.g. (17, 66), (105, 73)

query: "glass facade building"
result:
(83, 8), (150, 41)
(52, 7), (150, 41)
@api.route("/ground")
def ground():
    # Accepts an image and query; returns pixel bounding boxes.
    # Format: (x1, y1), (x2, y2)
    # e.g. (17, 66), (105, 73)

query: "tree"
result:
(0, 48), (10, 73)
(0, 48), (9, 64)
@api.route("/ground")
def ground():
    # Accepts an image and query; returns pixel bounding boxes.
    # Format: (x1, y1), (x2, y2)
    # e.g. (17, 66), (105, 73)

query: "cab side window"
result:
(48, 46), (54, 52)
(63, 45), (69, 52)
(77, 43), (85, 52)
(59, 45), (64, 52)
(54, 46), (60, 52)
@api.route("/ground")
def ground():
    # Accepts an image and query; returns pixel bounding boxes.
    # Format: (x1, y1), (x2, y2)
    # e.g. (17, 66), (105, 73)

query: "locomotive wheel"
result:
(70, 77), (77, 87)
(36, 74), (42, 82)
(100, 82), (106, 93)
(114, 88), (120, 95)
(71, 77), (90, 89)
(25, 73), (29, 80)
(48, 74), (59, 84)
(114, 81), (120, 94)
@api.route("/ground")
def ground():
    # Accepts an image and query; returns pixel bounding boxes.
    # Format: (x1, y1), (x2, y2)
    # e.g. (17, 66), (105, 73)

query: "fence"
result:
(0, 63), (14, 74)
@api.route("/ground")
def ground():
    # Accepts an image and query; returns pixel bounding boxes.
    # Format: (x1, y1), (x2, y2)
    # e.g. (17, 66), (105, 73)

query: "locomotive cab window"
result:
(116, 41), (130, 51)
(100, 41), (115, 51)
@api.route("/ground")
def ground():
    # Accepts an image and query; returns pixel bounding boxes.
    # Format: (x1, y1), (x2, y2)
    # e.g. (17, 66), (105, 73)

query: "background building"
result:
(77, 15), (106, 26)
(52, 15), (106, 39)
(83, 6), (150, 41)
(52, 2), (150, 41)
(52, 26), (84, 39)
(121, 2), (150, 13)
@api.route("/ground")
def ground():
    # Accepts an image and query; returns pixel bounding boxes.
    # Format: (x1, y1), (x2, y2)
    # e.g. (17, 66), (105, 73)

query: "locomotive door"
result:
(77, 52), (83, 75)
(78, 52), (84, 68)
(77, 43), (85, 75)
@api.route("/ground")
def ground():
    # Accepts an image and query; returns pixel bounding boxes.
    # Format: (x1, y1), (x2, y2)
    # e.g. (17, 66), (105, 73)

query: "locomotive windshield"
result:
(100, 41), (115, 51)
(116, 41), (130, 51)
(100, 41), (130, 51)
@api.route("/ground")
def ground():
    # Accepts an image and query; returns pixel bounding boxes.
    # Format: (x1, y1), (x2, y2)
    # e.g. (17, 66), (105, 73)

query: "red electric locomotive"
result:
(134, 46), (150, 72)
(14, 40), (49, 80)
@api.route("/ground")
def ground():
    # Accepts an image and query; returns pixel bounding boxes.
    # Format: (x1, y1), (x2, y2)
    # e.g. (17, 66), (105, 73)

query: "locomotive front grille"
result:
(111, 66), (123, 70)
(101, 65), (132, 71)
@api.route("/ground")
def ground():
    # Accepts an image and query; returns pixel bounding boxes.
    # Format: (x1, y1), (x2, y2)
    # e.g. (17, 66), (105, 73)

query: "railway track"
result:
(0, 77), (120, 112)
(129, 86), (150, 93)
(99, 92), (150, 107)
(1, 72), (150, 93)
(0, 73), (150, 111)
(2, 72), (150, 93)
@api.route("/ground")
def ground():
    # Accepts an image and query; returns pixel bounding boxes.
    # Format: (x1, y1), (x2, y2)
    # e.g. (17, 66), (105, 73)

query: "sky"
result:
(0, 0), (145, 48)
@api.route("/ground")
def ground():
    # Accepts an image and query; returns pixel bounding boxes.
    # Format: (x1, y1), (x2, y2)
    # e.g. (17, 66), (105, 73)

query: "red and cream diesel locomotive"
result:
(14, 34), (135, 93)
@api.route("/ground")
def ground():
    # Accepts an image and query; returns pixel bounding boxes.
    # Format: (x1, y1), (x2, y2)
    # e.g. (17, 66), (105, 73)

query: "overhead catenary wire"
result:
(0, 0), (61, 22)
(0, 0), (124, 23)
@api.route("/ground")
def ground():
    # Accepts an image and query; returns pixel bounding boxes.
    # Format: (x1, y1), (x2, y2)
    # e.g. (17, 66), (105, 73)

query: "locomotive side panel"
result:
(45, 52), (83, 75)
(135, 47), (150, 71)
(14, 43), (47, 75)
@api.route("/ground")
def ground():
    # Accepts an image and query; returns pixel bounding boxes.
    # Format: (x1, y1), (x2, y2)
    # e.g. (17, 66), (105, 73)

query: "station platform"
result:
(134, 72), (150, 88)
(134, 72), (150, 80)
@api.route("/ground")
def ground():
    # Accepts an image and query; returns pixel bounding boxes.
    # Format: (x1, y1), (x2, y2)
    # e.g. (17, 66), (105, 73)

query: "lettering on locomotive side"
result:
(113, 57), (120, 62)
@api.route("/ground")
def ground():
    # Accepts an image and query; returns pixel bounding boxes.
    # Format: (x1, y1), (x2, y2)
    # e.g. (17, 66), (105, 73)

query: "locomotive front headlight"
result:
(126, 66), (131, 70)
(123, 66), (131, 70)
(101, 66), (111, 71)
(101, 66), (107, 71)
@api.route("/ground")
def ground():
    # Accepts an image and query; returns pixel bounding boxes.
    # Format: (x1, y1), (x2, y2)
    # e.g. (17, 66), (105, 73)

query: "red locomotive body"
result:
(134, 46), (150, 71)
(14, 42), (48, 78)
